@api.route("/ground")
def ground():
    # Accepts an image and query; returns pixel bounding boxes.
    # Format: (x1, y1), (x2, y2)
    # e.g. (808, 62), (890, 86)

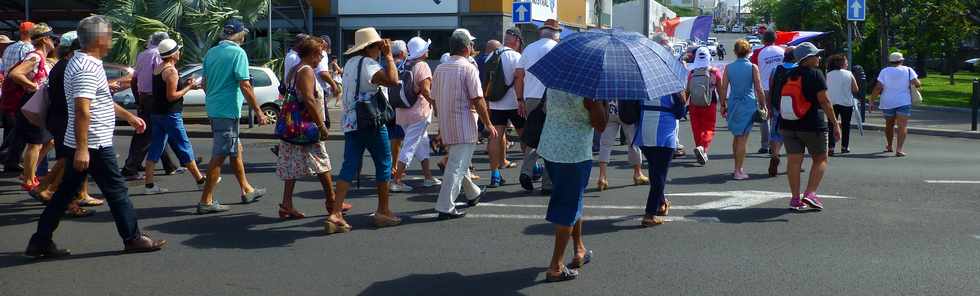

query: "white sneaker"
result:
(145, 185), (169, 195)
(422, 178), (442, 187)
(694, 146), (707, 166)
(390, 182), (413, 192)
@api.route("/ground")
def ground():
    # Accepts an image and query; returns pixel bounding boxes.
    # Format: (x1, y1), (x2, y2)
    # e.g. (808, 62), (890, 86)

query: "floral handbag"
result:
(275, 67), (320, 145)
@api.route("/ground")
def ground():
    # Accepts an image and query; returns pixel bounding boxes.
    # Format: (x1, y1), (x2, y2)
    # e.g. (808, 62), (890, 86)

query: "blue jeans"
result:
(881, 104), (911, 118)
(148, 113), (195, 164)
(640, 146), (674, 215)
(337, 127), (393, 183)
(544, 160), (591, 226)
(32, 146), (140, 243)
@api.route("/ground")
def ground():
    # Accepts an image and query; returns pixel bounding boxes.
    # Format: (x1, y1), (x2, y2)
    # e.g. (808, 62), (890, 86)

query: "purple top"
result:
(134, 46), (162, 94)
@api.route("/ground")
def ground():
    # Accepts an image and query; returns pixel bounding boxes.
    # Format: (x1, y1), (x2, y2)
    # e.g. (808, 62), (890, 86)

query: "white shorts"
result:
(398, 120), (431, 165)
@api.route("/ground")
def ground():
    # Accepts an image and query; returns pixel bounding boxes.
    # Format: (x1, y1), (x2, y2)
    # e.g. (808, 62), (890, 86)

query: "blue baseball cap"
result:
(223, 19), (248, 36)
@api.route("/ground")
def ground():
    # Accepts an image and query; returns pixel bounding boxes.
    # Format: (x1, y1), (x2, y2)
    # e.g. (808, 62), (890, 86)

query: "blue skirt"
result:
(544, 160), (592, 226)
(727, 96), (757, 136)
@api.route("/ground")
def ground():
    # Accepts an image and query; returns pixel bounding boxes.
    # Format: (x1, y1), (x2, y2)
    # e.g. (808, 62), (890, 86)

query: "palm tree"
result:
(99, 0), (285, 69)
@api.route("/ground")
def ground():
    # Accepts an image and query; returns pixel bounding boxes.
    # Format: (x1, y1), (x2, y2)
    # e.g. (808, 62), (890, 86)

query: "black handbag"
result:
(353, 56), (393, 132)
(520, 91), (547, 149)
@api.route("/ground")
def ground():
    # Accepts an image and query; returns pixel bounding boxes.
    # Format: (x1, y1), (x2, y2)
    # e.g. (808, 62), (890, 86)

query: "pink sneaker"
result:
(733, 169), (749, 180)
(802, 192), (824, 210)
(789, 196), (808, 211)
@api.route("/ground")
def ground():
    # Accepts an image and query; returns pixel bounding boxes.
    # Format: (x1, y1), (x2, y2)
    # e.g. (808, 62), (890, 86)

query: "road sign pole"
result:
(847, 22), (853, 71)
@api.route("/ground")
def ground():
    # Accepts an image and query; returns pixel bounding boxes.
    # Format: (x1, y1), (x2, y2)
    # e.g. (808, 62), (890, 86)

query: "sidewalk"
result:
(117, 104), (980, 140)
(858, 105), (980, 139)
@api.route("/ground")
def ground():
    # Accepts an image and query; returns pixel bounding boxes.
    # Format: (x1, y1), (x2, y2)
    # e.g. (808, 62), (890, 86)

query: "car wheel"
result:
(261, 104), (279, 124)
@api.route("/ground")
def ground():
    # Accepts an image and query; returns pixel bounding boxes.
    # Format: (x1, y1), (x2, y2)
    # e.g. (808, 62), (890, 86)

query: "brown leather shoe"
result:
(123, 234), (167, 253)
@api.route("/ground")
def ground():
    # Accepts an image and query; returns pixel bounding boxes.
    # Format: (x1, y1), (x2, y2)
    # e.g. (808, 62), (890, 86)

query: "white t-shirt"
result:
(757, 45), (785, 91)
(826, 69), (856, 106)
(341, 55), (384, 132)
(284, 49), (301, 76)
(65, 51), (116, 149)
(489, 47), (522, 110)
(517, 38), (558, 99)
(315, 50), (332, 94)
(877, 65), (918, 110)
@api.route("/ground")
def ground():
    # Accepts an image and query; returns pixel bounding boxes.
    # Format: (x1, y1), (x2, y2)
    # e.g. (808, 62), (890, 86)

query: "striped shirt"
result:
(635, 94), (678, 149)
(64, 51), (116, 149)
(432, 56), (483, 145)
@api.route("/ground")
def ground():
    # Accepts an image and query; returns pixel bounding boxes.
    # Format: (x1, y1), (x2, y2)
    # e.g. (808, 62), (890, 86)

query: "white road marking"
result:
(482, 191), (851, 211)
(409, 213), (720, 223)
(973, 235), (980, 240)
(925, 180), (980, 184)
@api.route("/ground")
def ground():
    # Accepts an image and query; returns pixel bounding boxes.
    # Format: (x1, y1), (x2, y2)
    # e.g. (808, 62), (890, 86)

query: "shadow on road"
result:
(832, 152), (892, 159)
(522, 219), (646, 236)
(358, 267), (547, 296)
(146, 212), (324, 249)
(0, 250), (144, 269)
(668, 173), (774, 185)
(690, 207), (799, 223)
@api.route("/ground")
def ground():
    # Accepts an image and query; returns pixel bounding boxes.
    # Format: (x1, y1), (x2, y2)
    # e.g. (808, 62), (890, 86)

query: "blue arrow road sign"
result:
(513, 2), (532, 24)
(847, 0), (865, 21)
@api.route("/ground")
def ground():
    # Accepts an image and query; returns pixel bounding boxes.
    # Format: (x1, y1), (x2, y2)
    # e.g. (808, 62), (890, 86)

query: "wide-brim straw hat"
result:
(345, 27), (383, 55)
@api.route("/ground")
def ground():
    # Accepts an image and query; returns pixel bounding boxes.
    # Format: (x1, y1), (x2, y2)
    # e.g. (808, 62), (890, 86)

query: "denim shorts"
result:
(337, 126), (393, 183)
(148, 113), (195, 164)
(881, 105), (911, 118)
(210, 118), (240, 157)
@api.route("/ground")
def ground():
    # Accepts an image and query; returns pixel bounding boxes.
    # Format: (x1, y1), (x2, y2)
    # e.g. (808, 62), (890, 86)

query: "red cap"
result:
(19, 21), (34, 34)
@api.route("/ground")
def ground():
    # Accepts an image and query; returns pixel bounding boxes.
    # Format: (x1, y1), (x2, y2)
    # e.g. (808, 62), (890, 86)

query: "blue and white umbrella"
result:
(527, 30), (687, 100)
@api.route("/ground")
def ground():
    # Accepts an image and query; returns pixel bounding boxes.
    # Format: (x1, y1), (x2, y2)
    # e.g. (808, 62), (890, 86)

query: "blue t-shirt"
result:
(203, 40), (250, 119)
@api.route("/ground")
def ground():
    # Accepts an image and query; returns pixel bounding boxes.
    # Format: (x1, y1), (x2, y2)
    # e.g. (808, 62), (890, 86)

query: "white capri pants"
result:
(598, 114), (643, 165)
(398, 120), (431, 165)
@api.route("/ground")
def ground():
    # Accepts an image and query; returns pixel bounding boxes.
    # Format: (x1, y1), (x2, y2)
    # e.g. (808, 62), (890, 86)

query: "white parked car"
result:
(714, 25), (727, 33)
(180, 65), (282, 122)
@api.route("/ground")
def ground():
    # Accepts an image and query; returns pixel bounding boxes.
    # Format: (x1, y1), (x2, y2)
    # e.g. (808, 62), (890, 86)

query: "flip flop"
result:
(77, 196), (104, 207)
(545, 266), (579, 282)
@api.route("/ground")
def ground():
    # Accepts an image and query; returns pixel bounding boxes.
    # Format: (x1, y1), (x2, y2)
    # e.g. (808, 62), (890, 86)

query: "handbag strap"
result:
(354, 56), (365, 101)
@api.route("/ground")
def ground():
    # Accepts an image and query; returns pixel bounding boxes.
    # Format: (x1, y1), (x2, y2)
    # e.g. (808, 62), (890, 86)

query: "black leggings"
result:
(830, 105), (853, 150)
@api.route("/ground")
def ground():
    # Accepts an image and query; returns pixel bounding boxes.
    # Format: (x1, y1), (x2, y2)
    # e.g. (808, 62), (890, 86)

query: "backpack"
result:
(617, 99), (641, 125)
(480, 48), (513, 102)
(687, 67), (713, 107)
(778, 69), (811, 120)
(387, 61), (419, 109)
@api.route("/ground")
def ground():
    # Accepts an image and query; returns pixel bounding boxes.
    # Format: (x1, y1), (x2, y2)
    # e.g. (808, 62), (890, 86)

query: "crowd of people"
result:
(0, 16), (923, 282)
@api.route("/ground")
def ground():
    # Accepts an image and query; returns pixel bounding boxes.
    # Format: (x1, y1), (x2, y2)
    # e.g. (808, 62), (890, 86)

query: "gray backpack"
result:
(687, 68), (713, 107)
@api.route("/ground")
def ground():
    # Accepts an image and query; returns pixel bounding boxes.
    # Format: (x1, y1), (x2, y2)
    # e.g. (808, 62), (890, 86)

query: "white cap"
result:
(407, 37), (431, 61)
(453, 28), (476, 41)
(692, 46), (711, 69)
(889, 52), (904, 63)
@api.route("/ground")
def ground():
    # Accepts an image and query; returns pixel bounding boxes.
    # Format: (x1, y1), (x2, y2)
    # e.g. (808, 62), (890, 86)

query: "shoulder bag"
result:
(274, 65), (323, 145)
(908, 68), (922, 105)
(353, 56), (393, 132)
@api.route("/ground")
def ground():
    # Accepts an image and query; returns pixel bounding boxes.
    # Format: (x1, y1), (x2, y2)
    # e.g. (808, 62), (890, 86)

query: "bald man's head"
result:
(485, 39), (502, 53)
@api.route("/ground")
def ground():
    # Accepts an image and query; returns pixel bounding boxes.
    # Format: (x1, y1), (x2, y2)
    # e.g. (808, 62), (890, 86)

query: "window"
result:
(249, 68), (273, 87)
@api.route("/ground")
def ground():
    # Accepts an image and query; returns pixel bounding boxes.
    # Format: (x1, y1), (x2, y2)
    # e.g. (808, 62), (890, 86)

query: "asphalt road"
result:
(0, 119), (978, 295)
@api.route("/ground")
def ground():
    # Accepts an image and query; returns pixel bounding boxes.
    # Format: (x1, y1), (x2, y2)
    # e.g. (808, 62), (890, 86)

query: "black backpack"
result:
(387, 61), (419, 109)
(479, 48), (513, 102)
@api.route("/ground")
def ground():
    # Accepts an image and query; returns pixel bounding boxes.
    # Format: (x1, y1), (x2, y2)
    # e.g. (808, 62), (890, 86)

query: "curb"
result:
(857, 123), (980, 139)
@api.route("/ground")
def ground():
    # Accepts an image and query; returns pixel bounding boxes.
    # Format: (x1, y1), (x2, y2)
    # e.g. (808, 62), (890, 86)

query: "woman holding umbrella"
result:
(528, 29), (687, 281)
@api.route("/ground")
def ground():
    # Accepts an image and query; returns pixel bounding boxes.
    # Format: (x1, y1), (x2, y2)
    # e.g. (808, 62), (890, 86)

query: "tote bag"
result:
(20, 82), (49, 128)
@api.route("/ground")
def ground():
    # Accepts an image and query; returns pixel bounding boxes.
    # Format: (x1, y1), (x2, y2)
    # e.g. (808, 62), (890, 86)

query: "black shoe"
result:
(467, 186), (486, 207)
(519, 173), (533, 192)
(25, 239), (71, 259)
(437, 210), (466, 220)
(757, 148), (771, 154)
(540, 188), (552, 196)
(840, 148), (850, 154)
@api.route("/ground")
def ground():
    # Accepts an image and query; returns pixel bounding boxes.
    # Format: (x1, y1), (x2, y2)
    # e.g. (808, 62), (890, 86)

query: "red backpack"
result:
(778, 73), (811, 120)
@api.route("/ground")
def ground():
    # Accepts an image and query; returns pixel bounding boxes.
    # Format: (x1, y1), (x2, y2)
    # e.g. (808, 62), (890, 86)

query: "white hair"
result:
(148, 32), (170, 47)
(77, 15), (112, 49)
(391, 40), (407, 57)
(540, 28), (560, 40)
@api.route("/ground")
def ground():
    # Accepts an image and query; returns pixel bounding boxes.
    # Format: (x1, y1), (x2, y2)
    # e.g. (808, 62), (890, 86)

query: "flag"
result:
(663, 16), (713, 42)
(774, 31), (830, 46)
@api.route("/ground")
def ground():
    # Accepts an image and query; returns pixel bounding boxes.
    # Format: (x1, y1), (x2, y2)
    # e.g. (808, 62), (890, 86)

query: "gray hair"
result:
(148, 32), (170, 47)
(77, 15), (112, 49)
(540, 28), (560, 40)
(391, 40), (407, 57)
(222, 31), (246, 44)
(449, 31), (472, 56)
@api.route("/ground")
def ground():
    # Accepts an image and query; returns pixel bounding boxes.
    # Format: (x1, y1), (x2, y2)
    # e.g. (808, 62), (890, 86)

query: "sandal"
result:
(324, 219), (352, 234)
(29, 190), (50, 205)
(641, 215), (663, 227)
(567, 249), (593, 269)
(77, 196), (104, 207)
(545, 266), (579, 282)
(326, 202), (353, 214)
(372, 213), (402, 228)
(64, 207), (94, 218)
(657, 199), (671, 216)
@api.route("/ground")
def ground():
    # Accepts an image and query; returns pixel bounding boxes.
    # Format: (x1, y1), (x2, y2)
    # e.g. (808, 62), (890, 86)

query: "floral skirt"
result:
(276, 141), (332, 180)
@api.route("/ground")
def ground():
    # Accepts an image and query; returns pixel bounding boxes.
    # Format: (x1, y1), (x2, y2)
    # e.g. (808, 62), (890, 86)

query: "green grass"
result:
(919, 71), (980, 108)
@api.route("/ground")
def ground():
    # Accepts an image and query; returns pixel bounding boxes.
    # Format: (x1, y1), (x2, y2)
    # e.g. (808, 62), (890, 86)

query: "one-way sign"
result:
(513, 2), (532, 24)
(848, 0), (865, 21)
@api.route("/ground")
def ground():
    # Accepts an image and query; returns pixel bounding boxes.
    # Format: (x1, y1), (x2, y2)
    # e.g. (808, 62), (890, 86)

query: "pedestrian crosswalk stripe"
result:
(925, 180), (980, 184)
(409, 213), (720, 223)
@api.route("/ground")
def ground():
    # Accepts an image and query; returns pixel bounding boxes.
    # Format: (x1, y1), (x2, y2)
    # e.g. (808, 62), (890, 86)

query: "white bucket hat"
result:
(157, 39), (181, 58)
(344, 27), (383, 55)
(692, 46), (712, 69)
(888, 52), (904, 63)
(407, 37), (431, 61)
